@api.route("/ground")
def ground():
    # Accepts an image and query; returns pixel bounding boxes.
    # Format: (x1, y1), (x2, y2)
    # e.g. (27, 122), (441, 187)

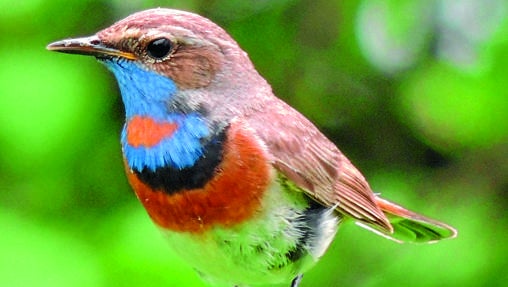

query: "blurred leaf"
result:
(0, 45), (111, 172)
(435, 0), (508, 70)
(356, 0), (433, 73)
(397, 62), (508, 152)
(0, 0), (44, 23)
(0, 210), (103, 287)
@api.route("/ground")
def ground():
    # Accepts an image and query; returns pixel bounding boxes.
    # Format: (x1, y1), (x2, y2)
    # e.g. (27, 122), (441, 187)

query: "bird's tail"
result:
(356, 196), (458, 243)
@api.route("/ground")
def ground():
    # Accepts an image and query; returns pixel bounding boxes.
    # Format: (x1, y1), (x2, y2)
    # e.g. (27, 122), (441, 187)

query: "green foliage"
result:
(1, 0), (506, 286)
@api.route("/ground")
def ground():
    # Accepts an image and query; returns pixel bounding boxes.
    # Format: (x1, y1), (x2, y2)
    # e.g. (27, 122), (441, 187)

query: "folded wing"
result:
(247, 99), (456, 243)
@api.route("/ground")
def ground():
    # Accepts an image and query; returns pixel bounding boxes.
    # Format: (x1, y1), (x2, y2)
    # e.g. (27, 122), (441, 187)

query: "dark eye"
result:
(146, 38), (173, 59)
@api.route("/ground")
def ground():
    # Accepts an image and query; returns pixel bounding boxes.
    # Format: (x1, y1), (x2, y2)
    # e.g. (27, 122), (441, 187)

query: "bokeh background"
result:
(1, 0), (507, 286)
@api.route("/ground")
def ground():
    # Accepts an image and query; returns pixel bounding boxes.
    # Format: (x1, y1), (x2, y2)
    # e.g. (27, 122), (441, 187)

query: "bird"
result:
(47, 8), (457, 287)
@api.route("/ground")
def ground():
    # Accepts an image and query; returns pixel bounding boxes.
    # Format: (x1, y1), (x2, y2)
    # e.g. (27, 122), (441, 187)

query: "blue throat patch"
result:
(101, 59), (209, 171)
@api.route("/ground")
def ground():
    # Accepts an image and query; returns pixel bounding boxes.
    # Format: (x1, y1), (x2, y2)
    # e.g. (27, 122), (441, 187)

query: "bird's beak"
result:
(46, 35), (136, 60)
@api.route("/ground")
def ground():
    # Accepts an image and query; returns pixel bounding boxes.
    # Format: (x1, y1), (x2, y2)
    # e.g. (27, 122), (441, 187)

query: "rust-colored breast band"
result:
(126, 123), (272, 233)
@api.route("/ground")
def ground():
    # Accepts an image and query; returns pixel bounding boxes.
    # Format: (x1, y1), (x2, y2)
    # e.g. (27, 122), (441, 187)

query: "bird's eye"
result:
(146, 38), (173, 59)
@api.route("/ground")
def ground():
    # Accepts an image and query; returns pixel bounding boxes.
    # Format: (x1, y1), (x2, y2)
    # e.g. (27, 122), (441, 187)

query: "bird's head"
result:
(47, 8), (269, 120)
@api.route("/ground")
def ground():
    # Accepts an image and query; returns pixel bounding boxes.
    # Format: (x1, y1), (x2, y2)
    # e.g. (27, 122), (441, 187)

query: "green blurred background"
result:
(1, 0), (507, 286)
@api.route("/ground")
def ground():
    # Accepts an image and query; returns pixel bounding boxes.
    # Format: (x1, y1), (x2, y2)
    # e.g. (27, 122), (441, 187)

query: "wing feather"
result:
(245, 99), (392, 232)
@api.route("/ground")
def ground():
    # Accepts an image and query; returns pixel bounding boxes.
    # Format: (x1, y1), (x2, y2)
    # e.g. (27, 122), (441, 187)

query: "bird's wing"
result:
(246, 100), (392, 232)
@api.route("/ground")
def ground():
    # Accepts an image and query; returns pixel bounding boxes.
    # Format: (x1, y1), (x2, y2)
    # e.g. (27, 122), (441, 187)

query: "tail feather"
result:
(356, 196), (457, 243)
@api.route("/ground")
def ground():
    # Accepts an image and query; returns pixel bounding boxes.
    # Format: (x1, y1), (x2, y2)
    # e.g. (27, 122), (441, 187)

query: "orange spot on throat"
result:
(126, 116), (178, 147)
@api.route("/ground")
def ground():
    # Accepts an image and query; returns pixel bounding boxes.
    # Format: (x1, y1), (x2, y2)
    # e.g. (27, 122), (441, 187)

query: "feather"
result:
(367, 197), (458, 243)
(246, 98), (393, 233)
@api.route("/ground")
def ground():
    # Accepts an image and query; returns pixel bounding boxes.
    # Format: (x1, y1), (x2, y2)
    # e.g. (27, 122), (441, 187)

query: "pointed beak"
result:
(46, 35), (136, 60)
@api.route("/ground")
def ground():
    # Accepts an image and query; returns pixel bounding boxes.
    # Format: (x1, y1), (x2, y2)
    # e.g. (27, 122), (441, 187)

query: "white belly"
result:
(161, 175), (339, 286)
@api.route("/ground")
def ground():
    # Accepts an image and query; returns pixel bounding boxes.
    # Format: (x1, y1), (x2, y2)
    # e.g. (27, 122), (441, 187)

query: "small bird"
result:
(47, 8), (456, 287)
